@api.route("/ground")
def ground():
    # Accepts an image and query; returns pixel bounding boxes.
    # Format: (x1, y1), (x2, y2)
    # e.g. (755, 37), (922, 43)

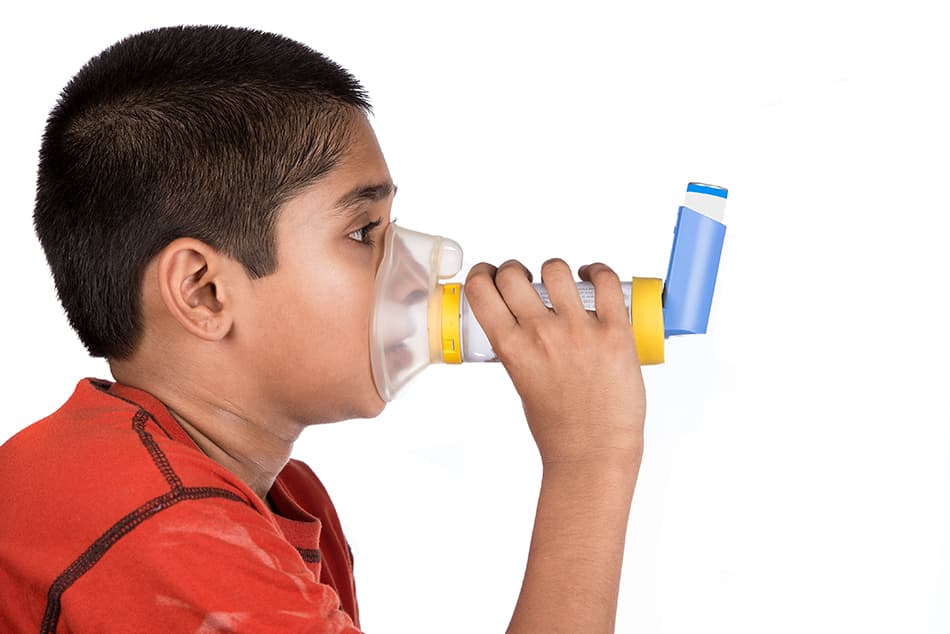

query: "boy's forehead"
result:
(280, 176), (395, 224)
(282, 174), (395, 228)
(332, 181), (397, 213)
(283, 118), (393, 212)
(325, 117), (394, 213)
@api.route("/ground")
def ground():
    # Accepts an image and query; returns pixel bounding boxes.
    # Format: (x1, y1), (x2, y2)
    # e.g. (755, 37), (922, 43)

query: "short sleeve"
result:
(56, 494), (363, 633)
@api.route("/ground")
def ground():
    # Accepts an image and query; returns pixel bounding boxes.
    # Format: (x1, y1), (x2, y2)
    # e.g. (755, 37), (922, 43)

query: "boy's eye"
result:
(348, 219), (382, 246)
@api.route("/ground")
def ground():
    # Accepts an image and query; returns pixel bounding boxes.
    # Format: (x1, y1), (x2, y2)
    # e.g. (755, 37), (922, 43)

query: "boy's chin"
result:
(361, 390), (387, 419)
(296, 387), (386, 425)
(336, 387), (387, 422)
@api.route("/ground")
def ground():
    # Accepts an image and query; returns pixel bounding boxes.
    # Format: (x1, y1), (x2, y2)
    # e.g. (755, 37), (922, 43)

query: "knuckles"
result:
(495, 260), (531, 285)
(463, 264), (497, 303)
(463, 276), (492, 302)
(540, 257), (571, 279)
(588, 264), (620, 286)
(465, 262), (496, 281)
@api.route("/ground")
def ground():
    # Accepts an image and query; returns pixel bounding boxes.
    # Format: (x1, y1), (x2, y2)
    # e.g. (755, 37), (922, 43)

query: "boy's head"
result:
(34, 26), (397, 421)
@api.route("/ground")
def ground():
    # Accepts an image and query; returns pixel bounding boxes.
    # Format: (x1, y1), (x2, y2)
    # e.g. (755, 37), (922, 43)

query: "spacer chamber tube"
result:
(458, 281), (635, 362)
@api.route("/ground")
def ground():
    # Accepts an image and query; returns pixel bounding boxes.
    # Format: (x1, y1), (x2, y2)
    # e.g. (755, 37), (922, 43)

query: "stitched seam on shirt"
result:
(132, 409), (183, 491)
(41, 403), (256, 633)
(296, 547), (322, 563)
(40, 487), (247, 634)
(90, 380), (176, 440)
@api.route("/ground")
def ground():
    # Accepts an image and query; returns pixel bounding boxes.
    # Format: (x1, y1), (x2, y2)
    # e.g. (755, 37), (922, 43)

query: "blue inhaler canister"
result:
(662, 182), (728, 337)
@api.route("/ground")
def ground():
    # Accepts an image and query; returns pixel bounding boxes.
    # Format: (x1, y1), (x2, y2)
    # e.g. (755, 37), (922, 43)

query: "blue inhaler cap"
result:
(662, 182), (728, 337)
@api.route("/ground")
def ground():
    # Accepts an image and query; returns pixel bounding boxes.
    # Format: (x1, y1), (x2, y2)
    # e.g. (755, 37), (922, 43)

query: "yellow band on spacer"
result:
(630, 277), (665, 365)
(428, 285), (444, 363)
(441, 283), (463, 364)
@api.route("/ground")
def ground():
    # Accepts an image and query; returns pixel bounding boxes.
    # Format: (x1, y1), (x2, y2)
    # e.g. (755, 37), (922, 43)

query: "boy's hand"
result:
(467, 258), (646, 631)
(464, 258), (646, 467)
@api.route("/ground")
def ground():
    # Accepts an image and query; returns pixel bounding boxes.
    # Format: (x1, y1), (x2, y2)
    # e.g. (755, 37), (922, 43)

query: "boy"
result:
(0, 25), (646, 633)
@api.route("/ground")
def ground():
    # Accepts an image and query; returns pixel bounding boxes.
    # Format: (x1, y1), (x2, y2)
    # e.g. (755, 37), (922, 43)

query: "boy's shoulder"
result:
(0, 379), (362, 631)
(0, 378), (259, 508)
(0, 378), (270, 565)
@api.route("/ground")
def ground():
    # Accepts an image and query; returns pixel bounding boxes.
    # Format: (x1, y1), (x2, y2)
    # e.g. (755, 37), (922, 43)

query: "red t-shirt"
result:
(0, 379), (362, 633)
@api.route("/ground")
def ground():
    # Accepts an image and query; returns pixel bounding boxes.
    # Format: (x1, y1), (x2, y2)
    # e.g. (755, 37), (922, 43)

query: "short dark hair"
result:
(34, 25), (371, 359)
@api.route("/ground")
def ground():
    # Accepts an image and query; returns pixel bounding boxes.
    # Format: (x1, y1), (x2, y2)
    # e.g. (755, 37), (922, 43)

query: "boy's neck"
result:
(109, 361), (302, 503)
(166, 404), (296, 502)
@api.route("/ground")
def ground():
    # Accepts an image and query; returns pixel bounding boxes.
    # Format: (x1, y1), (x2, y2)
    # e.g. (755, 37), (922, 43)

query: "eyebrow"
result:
(331, 181), (398, 216)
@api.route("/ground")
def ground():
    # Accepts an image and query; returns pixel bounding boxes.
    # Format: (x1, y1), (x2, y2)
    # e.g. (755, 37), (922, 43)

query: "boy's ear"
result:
(156, 238), (235, 342)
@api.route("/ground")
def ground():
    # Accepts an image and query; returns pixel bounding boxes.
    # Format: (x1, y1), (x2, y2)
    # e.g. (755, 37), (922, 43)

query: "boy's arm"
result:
(509, 454), (640, 633)
(465, 259), (647, 633)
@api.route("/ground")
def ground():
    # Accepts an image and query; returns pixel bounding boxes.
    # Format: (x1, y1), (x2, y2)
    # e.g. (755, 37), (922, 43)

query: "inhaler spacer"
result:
(370, 182), (728, 401)
(370, 224), (464, 401)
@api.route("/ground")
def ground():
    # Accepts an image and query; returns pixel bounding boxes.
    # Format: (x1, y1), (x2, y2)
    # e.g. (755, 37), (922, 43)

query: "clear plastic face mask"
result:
(370, 223), (463, 401)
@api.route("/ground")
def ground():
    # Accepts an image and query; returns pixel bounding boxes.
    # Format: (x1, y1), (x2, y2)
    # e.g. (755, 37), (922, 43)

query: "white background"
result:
(2, 1), (948, 632)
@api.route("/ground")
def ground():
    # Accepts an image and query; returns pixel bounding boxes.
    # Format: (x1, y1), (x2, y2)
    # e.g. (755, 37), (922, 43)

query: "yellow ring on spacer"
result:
(630, 277), (665, 365)
(441, 283), (463, 364)
(428, 284), (445, 363)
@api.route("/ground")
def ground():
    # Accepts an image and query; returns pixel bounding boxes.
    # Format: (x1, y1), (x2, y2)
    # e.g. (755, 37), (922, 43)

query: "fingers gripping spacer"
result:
(630, 277), (665, 365)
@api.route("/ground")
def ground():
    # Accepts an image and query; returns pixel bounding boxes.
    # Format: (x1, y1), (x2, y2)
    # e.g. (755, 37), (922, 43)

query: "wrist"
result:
(540, 449), (642, 498)
(541, 446), (643, 476)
